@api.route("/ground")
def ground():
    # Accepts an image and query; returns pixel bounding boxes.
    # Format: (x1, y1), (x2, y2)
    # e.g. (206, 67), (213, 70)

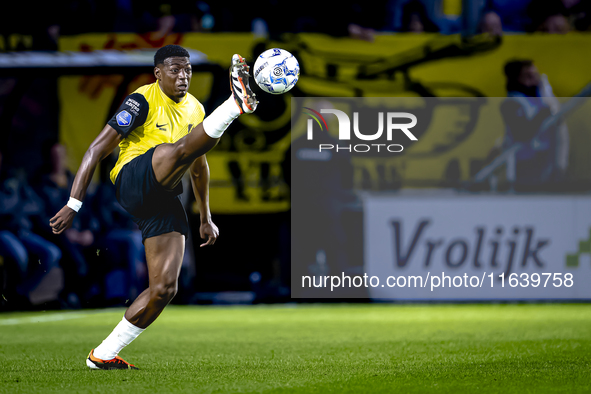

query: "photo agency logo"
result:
(303, 106), (418, 153)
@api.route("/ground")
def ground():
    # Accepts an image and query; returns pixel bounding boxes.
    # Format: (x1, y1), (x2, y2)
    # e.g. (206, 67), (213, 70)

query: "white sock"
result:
(93, 316), (145, 360)
(202, 96), (241, 138)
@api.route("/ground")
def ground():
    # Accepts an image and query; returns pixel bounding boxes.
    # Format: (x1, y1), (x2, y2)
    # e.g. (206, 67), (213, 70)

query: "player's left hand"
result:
(199, 221), (219, 247)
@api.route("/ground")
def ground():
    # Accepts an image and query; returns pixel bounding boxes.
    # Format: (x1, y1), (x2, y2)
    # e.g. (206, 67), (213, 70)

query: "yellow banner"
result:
(58, 33), (591, 213)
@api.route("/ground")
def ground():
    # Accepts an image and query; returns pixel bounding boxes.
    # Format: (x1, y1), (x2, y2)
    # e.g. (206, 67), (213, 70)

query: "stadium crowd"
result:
(0, 0), (588, 310)
(2, 0), (591, 51)
(0, 143), (147, 309)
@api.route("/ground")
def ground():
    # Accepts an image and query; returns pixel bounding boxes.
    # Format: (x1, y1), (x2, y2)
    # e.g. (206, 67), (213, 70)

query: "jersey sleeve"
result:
(107, 93), (149, 138)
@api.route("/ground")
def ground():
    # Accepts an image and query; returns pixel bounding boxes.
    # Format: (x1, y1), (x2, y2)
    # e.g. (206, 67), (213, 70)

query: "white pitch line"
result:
(0, 312), (87, 326)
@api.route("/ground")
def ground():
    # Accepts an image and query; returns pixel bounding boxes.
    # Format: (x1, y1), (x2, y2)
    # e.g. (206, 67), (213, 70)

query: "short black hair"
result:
(504, 59), (533, 91)
(154, 45), (190, 67)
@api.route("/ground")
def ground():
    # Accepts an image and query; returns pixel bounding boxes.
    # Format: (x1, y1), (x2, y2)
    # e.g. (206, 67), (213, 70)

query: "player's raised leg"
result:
(152, 54), (257, 190)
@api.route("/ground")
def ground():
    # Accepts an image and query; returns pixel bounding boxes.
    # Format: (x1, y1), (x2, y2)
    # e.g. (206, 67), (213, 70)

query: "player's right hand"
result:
(49, 205), (77, 235)
(199, 220), (219, 247)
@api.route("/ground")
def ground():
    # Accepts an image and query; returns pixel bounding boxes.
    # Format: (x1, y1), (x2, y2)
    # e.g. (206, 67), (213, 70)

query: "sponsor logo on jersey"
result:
(125, 98), (141, 115)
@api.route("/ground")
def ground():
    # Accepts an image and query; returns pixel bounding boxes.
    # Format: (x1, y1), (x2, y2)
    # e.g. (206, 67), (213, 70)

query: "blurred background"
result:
(1, 0), (590, 309)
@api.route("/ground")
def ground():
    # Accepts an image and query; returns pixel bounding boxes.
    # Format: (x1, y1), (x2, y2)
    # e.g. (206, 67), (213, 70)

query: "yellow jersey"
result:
(108, 82), (205, 183)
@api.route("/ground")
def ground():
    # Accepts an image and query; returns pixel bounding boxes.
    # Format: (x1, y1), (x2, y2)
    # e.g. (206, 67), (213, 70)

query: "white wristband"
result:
(67, 197), (83, 212)
(202, 96), (241, 139)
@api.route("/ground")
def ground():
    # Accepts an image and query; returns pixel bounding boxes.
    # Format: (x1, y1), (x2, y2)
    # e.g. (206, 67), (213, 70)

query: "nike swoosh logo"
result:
(156, 123), (168, 128)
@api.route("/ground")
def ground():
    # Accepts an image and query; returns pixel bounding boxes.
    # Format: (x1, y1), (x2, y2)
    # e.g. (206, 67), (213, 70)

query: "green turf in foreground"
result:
(0, 304), (590, 393)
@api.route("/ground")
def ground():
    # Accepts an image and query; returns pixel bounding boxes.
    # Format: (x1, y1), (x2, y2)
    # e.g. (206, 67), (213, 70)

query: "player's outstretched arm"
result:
(50, 125), (122, 234)
(189, 155), (218, 247)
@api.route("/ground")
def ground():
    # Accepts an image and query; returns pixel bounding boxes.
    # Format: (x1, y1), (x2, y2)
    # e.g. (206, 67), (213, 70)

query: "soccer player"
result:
(501, 59), (569, 186)
(49, 45), (257, 370)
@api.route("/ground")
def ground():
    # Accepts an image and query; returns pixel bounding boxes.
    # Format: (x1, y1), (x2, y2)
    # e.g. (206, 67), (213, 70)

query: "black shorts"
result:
(115, 147), (188, 242)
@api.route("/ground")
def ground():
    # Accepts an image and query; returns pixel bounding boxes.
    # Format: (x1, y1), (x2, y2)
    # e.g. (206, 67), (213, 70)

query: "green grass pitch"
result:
(1, 304), (590, 393)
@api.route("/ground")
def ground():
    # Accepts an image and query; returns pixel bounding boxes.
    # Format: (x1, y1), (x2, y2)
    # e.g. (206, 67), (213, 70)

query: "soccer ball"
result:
(253, 48), (300, 95)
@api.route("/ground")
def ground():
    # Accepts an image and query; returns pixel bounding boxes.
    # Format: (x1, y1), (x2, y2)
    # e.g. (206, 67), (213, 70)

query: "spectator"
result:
(91, 152), (147, 304)
(554, 0), (591, 31)
(34, 143), (100, 306)
(124, 1), (214, 35)
(479, 10), (504, 36)
(528, 0), (571, 33)
(0, 150), (63, 307)
(570, 0), (591, 31)
(385, 0), (448, 33)
(480, 0), (588, 33)
(500, 59), (569, 188)
(488, 0), (532, 33)
(400, 0), (441, 32)
(248, 0), (384, 41)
